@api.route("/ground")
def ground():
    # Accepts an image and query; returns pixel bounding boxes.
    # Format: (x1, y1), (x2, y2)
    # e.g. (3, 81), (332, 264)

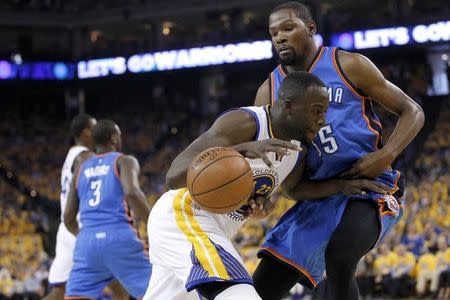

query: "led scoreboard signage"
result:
(78, 40), (273, 79)
(331, 20), (450, 50)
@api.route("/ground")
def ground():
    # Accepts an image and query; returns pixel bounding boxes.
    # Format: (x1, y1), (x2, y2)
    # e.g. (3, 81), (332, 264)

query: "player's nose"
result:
(276, 35), (287, 44)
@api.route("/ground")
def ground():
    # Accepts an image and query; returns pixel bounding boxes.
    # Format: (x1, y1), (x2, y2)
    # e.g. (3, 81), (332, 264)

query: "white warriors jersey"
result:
(60, 145), (87, 221)
(210, 105), (302, 238)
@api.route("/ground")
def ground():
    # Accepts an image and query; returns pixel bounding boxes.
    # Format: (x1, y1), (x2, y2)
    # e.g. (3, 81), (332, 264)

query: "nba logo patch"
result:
(384, 195), (399, 214)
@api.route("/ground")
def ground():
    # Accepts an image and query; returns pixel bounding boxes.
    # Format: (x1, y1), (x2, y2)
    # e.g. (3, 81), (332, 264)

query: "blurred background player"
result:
(253, 2), (424, 300)
(44, 114), (95, 300)
(64, 120), (152, 300)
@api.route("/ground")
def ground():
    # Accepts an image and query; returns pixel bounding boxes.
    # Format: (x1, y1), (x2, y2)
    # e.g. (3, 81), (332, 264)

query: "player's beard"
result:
(279, 51), (297, 66)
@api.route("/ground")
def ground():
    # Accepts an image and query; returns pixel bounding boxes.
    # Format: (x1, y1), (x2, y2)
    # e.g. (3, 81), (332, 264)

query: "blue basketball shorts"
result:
(65, 225), (152, 299)
(259, 193), (403, 288)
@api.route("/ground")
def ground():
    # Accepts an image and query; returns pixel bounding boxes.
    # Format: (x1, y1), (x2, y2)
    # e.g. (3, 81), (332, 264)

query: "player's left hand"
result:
(340, 149), (395, 179)
(245, 196), (274, 219)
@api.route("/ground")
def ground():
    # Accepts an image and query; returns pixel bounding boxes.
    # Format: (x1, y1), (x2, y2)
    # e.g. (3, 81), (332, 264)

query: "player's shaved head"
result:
(92, 120), (120, 147)
(270, 1), (313, 24)
(70, 114), (95, 139)
(278, 71), (325, 102)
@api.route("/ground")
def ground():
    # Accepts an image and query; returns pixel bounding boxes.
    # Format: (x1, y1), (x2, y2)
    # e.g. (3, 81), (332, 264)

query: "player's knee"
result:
(214, 284), (261, 300)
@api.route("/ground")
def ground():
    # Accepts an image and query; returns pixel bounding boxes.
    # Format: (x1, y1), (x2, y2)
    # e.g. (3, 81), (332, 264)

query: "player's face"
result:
(269, 9), (316, 65)
(297, 86), (328, 143)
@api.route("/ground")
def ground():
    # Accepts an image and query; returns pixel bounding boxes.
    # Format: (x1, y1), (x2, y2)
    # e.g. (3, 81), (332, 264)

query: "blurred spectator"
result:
(401, 223), (426, 257)
(355, 252), (376, 299)
(390, 244), (415, 297)
(436, 235), (450, 298)
(374, 244), (397, 297)
(416, 246), (439, 297)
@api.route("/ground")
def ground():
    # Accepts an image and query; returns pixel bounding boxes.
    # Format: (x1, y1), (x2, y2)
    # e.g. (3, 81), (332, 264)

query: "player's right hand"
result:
(233, 138), (301, 168)
(341, 179), (390, 196)
(245, 196), (274, 219)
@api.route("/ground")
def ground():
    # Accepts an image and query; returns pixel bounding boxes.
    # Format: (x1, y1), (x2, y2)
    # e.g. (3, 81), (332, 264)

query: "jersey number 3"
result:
(88, 180), (102, 207)
(318, 125), (339, 154)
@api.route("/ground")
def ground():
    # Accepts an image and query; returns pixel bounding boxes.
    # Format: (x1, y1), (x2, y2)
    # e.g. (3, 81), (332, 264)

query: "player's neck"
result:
(285, 43), (318, 73)
(75, 139), (89, 149)
(96, 145), (116, 154)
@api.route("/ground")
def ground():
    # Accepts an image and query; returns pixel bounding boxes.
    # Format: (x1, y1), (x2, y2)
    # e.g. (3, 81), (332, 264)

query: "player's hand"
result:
(245, 196), (274, 219)
(340, 149), (395, 179)
(234, 138), (301, 168)
(341, 179), (390, 196)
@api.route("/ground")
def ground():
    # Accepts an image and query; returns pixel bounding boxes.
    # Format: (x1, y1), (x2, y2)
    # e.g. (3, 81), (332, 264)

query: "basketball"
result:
(187, 147), (254, 214)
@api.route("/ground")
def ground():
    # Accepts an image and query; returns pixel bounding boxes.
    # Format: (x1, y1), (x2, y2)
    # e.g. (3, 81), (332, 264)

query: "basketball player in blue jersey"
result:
(44, 114), (128, 300)
(251, 2), (425, 300)
(64, 120), (152, 300)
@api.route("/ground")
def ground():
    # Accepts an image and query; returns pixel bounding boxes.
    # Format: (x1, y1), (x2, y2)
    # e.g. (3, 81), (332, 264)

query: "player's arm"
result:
(117, 155), (151, 222)
(64, 152), (93, 235)
(339, 51), (425, 178)
(280, 155), (389, 200)
(71, 151), (93, 173)
(166, 110), (300, 190)
(64, 167), (81, 236)
(254, 78), (271, 106)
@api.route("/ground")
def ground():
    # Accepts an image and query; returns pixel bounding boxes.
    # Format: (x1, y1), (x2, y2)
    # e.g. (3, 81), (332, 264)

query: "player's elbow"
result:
(413, 103), (425, 130)
(405, 100), (425, 130)
(64, 214), (77, 234)
(165, 169), (182, 190)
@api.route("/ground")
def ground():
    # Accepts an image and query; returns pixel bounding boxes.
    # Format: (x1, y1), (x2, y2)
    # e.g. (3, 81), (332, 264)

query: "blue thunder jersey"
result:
(76, 152), (132, 229)
(269, 46), (402, 193)
(259, 46), (405, 287)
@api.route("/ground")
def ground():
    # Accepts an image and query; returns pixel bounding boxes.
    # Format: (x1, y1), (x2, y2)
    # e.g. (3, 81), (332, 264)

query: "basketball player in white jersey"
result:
(143, 72), (331, 300)
(44, 114), (127, 300)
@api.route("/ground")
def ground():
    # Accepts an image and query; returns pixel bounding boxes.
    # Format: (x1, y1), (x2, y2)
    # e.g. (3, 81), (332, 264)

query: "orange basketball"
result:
(187, 147), (254, 214)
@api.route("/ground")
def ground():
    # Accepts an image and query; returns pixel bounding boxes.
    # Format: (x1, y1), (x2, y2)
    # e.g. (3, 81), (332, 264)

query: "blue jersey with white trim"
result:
(76, 152), (132, 229)
(270, 46), (401, 190)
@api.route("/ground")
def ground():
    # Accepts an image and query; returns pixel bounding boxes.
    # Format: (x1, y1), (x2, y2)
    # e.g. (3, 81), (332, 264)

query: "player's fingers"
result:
(363, 181), (389, 194)
(264, 146), (291, 156)
(248, 198), (256, 209)
(243, 151), (258, 159)
(268, 139), (302, 151)
(263, 201), (274, 215)
(258, 152), (273, 168)
(352, 187), (363, 195)
(258, 199), (264, 211)
(252, 197), (263, 210)
(243, 207), (251, 217)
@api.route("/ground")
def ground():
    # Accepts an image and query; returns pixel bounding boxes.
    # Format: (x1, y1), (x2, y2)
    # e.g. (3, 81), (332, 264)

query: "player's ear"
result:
(283, 99), (293, 113)
(111, 133), (119, 145)
(80, 128), (91, 140)
(84, 128), (92, 137)
(308, 20), (317, 36)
